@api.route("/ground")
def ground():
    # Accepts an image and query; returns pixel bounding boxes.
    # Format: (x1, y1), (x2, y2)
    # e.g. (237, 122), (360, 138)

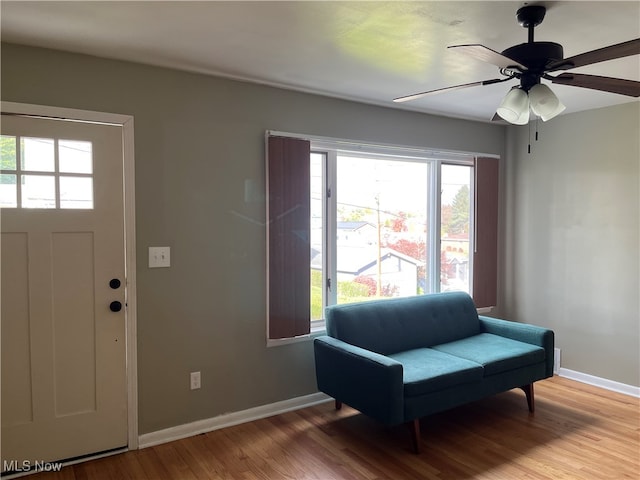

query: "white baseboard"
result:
(558, 368), (640, 398)
(138, 392), (332, 449)
(138, 369), (638, 450)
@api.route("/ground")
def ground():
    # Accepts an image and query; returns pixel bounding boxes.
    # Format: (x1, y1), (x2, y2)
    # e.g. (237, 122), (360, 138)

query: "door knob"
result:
(109, 279), (121, 289)
(109, 301), (122, 312)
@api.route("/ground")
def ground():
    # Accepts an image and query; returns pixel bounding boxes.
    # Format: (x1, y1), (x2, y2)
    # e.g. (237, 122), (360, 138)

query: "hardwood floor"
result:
(19, 376), (640, 479)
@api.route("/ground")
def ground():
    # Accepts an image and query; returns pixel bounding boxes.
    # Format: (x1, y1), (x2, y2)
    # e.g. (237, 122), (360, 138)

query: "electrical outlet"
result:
(190, 371), (201, 390)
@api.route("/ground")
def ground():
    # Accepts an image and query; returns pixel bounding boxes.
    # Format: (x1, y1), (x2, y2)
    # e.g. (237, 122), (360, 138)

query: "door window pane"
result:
(59, 140), (93, 174)
(21, 137), (54, 172)
(1, 135), (17, 170)
(440, 164), (472, 293)
(3, 135), (95, 210)
(0, 174), (17, 207)
(22, 175), (56, 208)
(60, 176), (93, 209)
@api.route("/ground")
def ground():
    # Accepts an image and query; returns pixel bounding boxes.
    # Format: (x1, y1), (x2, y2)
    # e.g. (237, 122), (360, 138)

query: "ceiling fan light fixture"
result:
(393, 5), (640, 120)
(529, 83), (566, 121)
(514, 105), (531, 125)
(497, 87), (530, 124)
(539, 102), (566, 121)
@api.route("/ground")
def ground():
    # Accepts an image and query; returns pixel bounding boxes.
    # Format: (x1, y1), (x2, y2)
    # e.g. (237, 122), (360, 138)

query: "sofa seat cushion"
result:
(388, 348), (483, 397)
(432, 333), (545, 376)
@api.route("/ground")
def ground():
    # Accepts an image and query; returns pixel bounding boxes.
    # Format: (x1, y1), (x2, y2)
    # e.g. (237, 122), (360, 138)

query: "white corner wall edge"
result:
(138, 392), (331, 449)
(558, 368), (640, 398)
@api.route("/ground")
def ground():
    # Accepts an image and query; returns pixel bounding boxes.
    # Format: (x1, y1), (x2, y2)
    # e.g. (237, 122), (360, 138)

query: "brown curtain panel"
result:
(267, 136), (311, 339)
(472, 157), (499, 309)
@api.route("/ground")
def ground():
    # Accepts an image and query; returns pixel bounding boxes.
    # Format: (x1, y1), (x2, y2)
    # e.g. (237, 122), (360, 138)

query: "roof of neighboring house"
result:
(337, 221), (375, 232)
(312, 245), (424, 275)
(443, 252), (469, 264)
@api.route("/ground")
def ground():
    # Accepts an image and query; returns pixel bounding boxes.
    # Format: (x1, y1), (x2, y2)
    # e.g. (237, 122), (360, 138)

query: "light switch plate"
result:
(149, 246), (171, 268)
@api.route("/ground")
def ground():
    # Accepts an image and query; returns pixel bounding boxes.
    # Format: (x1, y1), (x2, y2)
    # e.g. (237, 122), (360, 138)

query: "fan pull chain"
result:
(527, 117), (541, 154)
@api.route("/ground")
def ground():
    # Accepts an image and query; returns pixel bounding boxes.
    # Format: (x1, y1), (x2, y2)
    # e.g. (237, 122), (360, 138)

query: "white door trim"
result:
(1, 101), (139, 450)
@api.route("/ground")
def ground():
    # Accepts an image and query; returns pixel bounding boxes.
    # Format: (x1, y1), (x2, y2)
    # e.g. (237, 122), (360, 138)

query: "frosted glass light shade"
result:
(529, 83), (566, 121)
(497, 87), (530, 125)
(513, 104), (530, 125)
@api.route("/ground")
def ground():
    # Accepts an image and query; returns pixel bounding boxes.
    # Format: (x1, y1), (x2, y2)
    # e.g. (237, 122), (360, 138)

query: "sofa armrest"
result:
(314, 336), (404, 425)
(479, 316), (555, 377)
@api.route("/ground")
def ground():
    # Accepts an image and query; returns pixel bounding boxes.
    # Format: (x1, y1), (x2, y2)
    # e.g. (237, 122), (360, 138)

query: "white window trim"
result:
(267, 130), (494, 163)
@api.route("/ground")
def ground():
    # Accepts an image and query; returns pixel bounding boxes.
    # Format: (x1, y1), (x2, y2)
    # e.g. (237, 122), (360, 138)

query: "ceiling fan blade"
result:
(548, 73), (640, 97)
(448, 44), (526, 70)
(546, 38), (640, 72)
(394, 78), (512, 103)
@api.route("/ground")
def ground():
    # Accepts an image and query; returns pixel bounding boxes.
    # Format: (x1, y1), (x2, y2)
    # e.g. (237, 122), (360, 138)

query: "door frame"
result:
(1, 101), (139, 450)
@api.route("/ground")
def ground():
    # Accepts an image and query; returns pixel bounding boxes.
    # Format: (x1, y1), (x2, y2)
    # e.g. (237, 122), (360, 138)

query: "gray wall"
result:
(502, 102), (640, 386)
(4, 42), (637, 436)
(1, 43), (506, 433)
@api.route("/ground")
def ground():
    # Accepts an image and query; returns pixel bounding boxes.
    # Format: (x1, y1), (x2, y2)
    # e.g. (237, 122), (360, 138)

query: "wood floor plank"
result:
(18, 376), (639, 479)
(172, 436), (224, 480)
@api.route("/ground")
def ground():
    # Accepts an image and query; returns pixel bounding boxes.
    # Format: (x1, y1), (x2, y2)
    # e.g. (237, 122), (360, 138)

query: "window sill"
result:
(266, 328), (326, 348)
(267, 308), (492, 348)
(477, 306), (494, 314)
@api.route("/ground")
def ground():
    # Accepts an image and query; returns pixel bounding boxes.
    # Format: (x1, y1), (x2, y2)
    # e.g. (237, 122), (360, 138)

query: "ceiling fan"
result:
(394, 5), (640, 124)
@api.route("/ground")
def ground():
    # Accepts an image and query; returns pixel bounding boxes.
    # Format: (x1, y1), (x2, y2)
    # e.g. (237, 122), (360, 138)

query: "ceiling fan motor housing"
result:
(502, 42), (564, 90)
(502, 42), (564, 70)
(506, 5), (564, 91)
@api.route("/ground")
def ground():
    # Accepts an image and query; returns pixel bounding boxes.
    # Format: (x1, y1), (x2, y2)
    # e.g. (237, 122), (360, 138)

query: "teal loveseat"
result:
(313, 292), (554, 452)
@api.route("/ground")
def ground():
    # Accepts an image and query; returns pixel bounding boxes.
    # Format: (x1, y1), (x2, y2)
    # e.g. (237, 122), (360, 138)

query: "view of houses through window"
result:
(310, 148), (472, 322)
(440, 164), (473, 293)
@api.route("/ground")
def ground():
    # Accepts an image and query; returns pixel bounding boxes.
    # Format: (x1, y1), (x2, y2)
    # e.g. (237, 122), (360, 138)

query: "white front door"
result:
(1, 113), (128, 468)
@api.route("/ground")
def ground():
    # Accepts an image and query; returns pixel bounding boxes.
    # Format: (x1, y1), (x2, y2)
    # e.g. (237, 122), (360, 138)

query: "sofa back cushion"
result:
(325, 291), (480, 355)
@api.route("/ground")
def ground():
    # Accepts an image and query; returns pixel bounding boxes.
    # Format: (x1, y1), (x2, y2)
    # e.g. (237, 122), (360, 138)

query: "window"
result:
(0, 135), (94, 209)
(267, 134), (498, 341)
(441, 164), (473, 294)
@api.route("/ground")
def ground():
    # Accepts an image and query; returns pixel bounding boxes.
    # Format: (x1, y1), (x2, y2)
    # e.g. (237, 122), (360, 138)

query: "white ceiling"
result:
(2, 1), (639, 123)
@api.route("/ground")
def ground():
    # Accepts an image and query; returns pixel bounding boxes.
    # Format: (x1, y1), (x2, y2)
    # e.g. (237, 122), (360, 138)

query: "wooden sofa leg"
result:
(410, 419), (421, 454)
(520, 383), (535, 413)
(335, 400), (342, 410)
